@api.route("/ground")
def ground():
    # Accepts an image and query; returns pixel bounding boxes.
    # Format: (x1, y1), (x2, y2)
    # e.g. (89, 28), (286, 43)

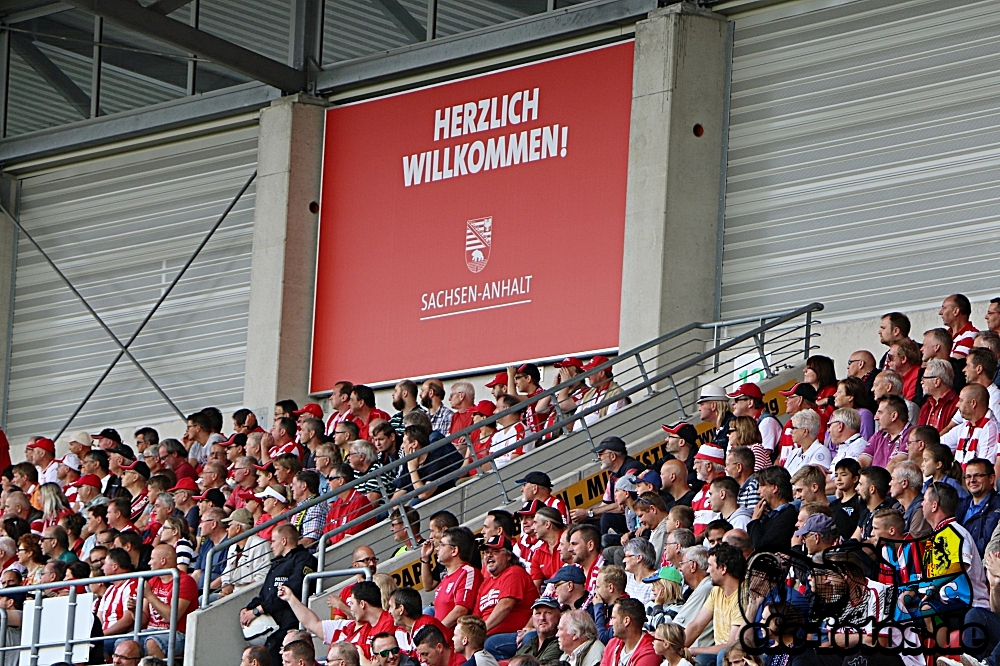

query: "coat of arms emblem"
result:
(465, 217), (492, 273)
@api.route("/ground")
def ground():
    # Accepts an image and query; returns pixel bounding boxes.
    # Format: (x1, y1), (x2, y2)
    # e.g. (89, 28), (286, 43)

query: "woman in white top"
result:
(652, 622), (694, 666)
(622, 538), (658, 612)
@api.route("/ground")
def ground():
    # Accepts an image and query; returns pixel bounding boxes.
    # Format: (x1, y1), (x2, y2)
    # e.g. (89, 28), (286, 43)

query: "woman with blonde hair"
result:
(372, 572), (397, 609)
(652, 622), (693, 666)
(722, 642), (763, 666)
(37, 483), (73, 532)
(726, 416), (770, 471)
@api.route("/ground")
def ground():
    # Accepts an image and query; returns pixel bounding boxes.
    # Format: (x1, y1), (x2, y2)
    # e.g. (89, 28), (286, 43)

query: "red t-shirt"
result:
(148, 572), (199, 633)
(475, 564), (537, 635)
(527, 536), (563, 582)
(411, 614), (453, 645)
(521, 387), (546, 433)
(450, 410), (475, 438)
(358, 409), (392, 441)
(323, 489), (375, 543)
(335, 611), (396, 660)
(173, 461), (198, 482)
(226, 485), (257, 511)
(434, 564), (482, 620)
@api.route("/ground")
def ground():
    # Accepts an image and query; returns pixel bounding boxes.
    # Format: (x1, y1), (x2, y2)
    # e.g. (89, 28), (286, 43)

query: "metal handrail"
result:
(0, 568), (181, 666)
(300, 568), (372, 604)
(203, 302), (823, 605)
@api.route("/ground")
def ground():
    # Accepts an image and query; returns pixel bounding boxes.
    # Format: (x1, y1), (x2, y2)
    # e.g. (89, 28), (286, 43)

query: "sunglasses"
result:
(375, 648), (401, 658)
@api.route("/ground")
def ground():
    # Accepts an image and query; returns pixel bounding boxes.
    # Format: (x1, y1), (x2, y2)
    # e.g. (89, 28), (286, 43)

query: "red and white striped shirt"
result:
(325, 409), (354, 436)
(690, 483), (719, 538)
(543, 495), (571, 525)
(98, 579), (138, 632)
(952, 322), (979, 359)
(954, 415), (999, 465)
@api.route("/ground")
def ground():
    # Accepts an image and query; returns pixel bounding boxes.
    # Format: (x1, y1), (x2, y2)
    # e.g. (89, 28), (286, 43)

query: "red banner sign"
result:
(311, 42), (634, 391)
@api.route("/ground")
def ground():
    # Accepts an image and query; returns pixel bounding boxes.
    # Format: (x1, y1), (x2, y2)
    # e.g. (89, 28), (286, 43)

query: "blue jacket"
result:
(957, 490), (1000, 556)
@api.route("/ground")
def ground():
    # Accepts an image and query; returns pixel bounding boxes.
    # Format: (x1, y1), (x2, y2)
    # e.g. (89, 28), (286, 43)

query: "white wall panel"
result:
(6, 127), (257, 441)
(722, 0), (1000, 322)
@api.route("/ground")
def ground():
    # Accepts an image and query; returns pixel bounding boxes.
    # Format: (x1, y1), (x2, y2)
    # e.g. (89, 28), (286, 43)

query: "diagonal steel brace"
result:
(0, 200), (186, 422)
(50, 169), (258, 440)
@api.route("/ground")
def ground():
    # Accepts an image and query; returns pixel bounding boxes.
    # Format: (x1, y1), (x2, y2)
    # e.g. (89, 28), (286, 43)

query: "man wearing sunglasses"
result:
(372, 632), (417, 666)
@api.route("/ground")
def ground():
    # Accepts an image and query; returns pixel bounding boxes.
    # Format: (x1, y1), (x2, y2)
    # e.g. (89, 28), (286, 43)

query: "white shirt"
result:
(722, 506), (753, 531)
(490, 422), (528, 468)
(832, 433), (868, 464)
(40, 460), (60, 485)
(756, 413), (782, 451)
(784, 439), (832, 476)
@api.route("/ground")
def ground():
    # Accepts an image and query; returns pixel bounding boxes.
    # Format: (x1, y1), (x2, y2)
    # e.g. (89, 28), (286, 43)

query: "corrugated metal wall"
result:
(721, 0), (1000, 321)
(5, 126), (258, 440)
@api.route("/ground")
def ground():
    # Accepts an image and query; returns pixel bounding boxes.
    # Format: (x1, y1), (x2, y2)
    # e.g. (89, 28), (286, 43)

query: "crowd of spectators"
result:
(3, 294), (1000, 666)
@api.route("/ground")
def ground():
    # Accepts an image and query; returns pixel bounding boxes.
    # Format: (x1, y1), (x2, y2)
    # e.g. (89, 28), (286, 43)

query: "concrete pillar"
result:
(243, 95), (326, 414)
(619, 4), (729, 367)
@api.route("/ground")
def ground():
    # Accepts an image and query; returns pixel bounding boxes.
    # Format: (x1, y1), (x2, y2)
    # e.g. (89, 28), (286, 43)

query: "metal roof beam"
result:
(368, 0), (425, 43)
(9, 32), (90, 117)
(61, 0), (306, 92)
(147, 0), (194, 15)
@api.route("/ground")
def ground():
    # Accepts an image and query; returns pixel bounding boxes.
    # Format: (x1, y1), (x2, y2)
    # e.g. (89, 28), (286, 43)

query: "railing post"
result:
(133, 577), (145, 644)
(168, 571), (180, 666)
(315, 530), (332, 591)
(634, 355), (655, 397)
(64, 586), (77, 664)
(0, 607), (6, 649)
(713, 323), (721, 372)
(666, 375), (689, 419)
(201, 544), (216, 607)
(804, 311), (813, 360)
(29, 591), (42, 666)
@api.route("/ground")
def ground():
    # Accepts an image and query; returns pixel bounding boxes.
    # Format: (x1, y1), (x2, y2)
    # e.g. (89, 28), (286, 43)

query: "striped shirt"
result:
(98, 579), (138, 633)
(952, 322), (979, 359)
(954, 415), (999, 465)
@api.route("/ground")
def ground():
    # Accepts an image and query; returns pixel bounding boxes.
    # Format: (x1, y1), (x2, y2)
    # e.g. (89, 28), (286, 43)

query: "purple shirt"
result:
(862, 423), (913, 468)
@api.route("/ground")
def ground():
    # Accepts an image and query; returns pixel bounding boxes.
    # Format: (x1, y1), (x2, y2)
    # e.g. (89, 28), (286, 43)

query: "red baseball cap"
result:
(27, 437), (55, 454)
(472, 400), (496, 418)
(485, 372), (508, 388)
(169, 478), (199, 492)
(779, 382), (818, 402)
(71, 474), (101, 489)
(293, 403), (323, 419)
(581, 355), (610, 371)
(254, 463), (275, 474)
(727, 383), (764, 400)
(554, 357), (584, 369)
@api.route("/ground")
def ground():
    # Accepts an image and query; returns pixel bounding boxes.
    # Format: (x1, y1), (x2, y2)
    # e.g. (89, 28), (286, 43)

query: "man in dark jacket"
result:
(241, 523), (318, 665)
(746, 466), (797, 554)
(958, 458), (1000, 556)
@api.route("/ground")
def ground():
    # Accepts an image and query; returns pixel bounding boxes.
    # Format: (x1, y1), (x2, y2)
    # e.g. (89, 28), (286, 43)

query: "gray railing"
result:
(0, 568), (180, 666)
(204, 302), (824, 604)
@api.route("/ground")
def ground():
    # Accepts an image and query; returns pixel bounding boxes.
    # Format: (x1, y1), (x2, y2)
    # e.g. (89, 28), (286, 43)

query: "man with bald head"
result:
(722, 529), (753, 559)
(847, 350), (878, 393)
(659, 459), (696, 509)
(141, 544), (199, 659)
(111, 640), (143, 664)
(330, 545), (379, 618)
(944, 384), (1000, 474)
(421, 379), (453, 437)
